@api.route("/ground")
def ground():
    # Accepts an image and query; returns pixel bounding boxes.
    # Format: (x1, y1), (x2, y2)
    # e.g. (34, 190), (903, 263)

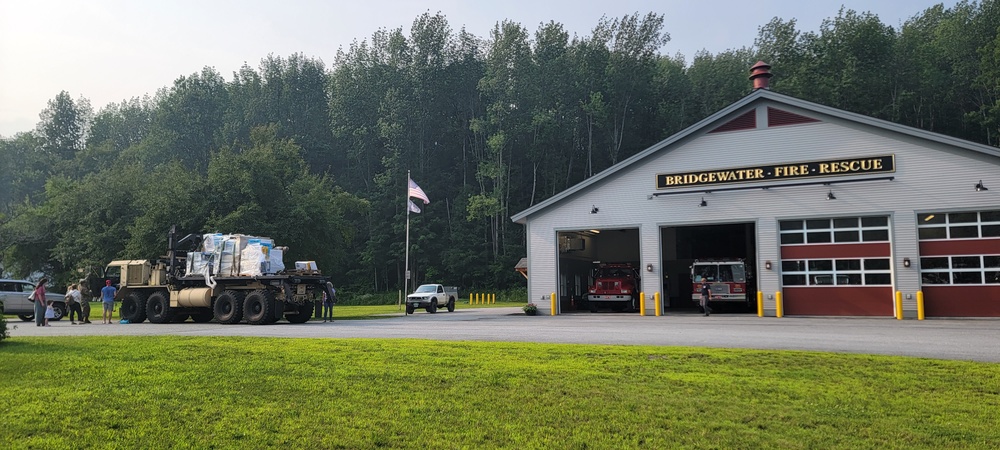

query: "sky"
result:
(0, 0), (960, 137)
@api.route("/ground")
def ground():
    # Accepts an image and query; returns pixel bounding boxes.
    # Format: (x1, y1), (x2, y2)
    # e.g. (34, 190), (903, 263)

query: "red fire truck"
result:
(587, 262), (640, 312)
(691, 259), (750, 308)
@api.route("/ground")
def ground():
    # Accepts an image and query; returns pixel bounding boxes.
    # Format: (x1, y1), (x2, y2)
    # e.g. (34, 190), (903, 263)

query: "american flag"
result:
(408, 178), (430, 204)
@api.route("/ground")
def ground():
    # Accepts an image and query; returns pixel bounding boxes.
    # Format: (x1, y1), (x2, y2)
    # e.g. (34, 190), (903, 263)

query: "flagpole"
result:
(404, 170), (411, 302)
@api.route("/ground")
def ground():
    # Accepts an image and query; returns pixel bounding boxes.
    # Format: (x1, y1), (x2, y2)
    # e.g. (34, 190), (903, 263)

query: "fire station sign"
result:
(656, 154), (895, 189)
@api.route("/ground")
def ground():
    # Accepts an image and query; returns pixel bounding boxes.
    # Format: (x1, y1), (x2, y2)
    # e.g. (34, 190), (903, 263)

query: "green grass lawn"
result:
(1, 337), (997, 449)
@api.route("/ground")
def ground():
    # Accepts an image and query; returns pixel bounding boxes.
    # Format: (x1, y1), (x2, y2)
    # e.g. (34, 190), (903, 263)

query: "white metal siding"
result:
(523, 103), (1000, 314)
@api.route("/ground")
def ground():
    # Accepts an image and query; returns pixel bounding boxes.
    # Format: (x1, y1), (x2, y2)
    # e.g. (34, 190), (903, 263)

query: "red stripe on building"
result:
(921, 286), (1000, 317)
(781, 242), (890, 259)
(767, 107), (820, 127)
(782, 287), (893, 316)
(709, 110), (756, 133)
(919, 238), (1000, 256)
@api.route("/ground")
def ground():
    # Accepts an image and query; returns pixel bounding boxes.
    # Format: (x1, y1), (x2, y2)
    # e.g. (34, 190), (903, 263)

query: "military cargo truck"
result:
(111, 226), (332, 325)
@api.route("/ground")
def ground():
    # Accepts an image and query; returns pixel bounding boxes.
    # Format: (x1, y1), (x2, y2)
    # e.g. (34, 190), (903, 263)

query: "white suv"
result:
(0, 279), (67, 321)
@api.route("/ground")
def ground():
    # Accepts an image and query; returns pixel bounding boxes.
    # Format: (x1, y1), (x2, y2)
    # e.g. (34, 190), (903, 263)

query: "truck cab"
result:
(587, 262), (640, 312)
(691, 259), (751, 309)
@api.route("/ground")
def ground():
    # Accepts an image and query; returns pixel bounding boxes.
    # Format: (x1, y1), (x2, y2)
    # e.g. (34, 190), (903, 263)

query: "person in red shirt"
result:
(33, 278), (49, 327)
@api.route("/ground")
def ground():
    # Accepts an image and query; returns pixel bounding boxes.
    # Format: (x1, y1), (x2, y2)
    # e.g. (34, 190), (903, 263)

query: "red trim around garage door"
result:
(922, 286), (1000, 317)
(783, 287), (894, 316)
(919, 238), (1000, 256)
(781, 242), (890, 259)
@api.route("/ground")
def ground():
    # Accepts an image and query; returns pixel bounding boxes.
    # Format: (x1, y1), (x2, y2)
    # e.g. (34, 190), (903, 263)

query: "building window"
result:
(920, 255), (1000, 285)
(917, 210), (1000, 240)
(781, 258), (892, 286)
(780, 216), (890, 245)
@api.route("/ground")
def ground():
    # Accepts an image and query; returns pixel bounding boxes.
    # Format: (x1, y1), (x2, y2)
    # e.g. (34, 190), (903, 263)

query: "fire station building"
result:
(511, 63), (1000, 317)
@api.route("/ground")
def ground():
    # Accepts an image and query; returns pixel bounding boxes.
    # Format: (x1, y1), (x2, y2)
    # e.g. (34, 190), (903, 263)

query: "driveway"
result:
(8, 308), (1000, 362)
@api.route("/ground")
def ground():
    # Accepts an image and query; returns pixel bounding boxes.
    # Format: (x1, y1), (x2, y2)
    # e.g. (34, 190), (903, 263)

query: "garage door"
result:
(917, 210), (1000, 317)
(778, 216), (893, 316)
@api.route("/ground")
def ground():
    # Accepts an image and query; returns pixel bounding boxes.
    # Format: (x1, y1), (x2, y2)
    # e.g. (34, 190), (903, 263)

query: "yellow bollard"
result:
(550, 292), (557, 316)
(895, 291), (903, 320)
(654, 292), (661, 317)
(757, 291), (764, 317)
(917, 291), (925, 320)
(492, 293), (496, 304)
(639, 292), (645, 316)
(775, 292), (783, 318)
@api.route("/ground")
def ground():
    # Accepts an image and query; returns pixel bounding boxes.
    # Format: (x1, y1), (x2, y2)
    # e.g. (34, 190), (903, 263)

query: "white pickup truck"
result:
(405, 284), (458, 314)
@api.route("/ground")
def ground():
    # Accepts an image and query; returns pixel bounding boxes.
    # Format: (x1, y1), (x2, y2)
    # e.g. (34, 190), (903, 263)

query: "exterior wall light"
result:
(646, 263), (653, 272)
(764, 260), (772, 270)
(699, 197), (707, 207)
(976, 180), (989, 191)
(826, 190), (837, 200)
(903, 258), (911, 268)
(591, 205), (599, 214)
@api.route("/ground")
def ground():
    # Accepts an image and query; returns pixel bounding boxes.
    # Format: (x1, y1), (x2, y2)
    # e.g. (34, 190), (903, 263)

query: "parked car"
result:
(0, 279), (67, 321)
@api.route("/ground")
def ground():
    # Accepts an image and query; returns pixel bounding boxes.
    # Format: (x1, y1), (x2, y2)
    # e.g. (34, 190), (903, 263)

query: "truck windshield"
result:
(695, 265), (718, 282)
(720, 264), (746, 283)
(414, 285), (436, 293)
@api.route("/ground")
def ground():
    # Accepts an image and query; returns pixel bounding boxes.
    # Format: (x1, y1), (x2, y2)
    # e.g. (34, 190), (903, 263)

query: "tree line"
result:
(2, 2), (999, 294)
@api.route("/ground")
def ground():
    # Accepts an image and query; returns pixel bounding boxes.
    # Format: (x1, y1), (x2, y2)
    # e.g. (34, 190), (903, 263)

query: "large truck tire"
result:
(244, 290), (275, 325)
(214, 290), (245, 324)
(264, 300), (280, 324)
(405, 304), (415, 315)
(426, 299), (437, 314)
(447, 299), (455, 312)
(191, 310), (214, 323)
(121, 291), (148, 323)
(146, 291), (175, 323)
(285, 302), (312, 323)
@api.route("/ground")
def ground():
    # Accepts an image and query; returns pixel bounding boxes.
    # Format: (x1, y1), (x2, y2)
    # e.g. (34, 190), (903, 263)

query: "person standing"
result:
(78, 277), (93, 324)
(699, 278), (713, 316)
(100, 280), (117, 324)
(65, 284), (84, 324)
(322, 282), (336, 322)
(32, 278), (48, 327)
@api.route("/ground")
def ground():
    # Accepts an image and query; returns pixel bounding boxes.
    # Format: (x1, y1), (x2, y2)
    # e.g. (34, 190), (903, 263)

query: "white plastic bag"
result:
(45, 305), (55, 319)
(28, 290), (36, 301)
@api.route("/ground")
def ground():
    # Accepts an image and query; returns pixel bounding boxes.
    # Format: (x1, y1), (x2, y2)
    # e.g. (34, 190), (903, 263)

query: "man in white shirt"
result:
(65, 284), (84, 324)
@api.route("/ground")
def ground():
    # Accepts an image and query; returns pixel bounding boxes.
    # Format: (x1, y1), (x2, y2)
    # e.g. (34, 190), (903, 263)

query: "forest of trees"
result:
(3, 1), (1000, 295)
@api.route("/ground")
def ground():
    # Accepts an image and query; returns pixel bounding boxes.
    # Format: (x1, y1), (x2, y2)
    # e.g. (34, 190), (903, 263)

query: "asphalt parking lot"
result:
(8, 307), (1000, 362)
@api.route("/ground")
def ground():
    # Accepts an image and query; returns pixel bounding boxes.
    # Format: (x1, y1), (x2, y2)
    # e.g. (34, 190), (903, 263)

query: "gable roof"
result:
(511, 89), (1000, 224)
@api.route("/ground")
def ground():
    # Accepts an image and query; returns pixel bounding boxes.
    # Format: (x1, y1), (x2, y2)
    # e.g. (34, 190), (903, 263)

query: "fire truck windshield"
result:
(695, 263), (746, 283)
(723, 264), (746, 283)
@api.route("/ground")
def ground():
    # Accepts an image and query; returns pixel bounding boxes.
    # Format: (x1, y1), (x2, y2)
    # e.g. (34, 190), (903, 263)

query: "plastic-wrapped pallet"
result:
(269, 248), (285, 274)
(295, 261), (318, 272)
(239, 243), (268, 276)
(202, 233), (223, 253)
(186, 252), (213, 277)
